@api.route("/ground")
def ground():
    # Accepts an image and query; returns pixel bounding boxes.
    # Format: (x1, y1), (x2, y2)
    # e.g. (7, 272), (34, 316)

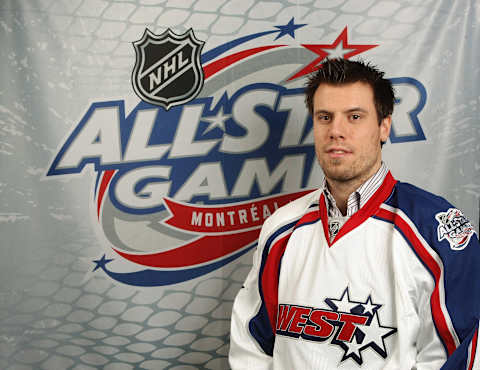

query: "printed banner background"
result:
(1, 0), (479, 369)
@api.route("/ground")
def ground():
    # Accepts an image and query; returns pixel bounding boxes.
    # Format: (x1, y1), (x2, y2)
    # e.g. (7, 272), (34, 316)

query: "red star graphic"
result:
(288, 27), (378, 81)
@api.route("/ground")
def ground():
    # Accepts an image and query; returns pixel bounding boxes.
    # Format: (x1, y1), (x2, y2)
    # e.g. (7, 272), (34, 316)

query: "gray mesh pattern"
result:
(1, 0), (479, 368)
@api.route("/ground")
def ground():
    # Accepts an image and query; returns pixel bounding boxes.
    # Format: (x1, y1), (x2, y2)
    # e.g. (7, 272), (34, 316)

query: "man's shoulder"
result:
(388, 181), (478, 250)
(390, 181), (453, 213)
(261, 188), (321, 234)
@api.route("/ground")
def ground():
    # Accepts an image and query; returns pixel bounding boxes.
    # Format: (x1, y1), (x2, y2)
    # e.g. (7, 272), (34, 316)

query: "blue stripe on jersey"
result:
(439, 322), (479, 370)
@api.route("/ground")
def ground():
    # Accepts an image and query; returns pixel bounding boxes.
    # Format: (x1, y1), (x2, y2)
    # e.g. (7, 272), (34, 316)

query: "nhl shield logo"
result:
(132, 28), (204, 110)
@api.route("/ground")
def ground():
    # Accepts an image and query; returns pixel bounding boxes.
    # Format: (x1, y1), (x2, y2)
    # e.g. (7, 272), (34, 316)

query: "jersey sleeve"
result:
(427, 220), (480, 370)
(229, 190), (318, 369)
(396, 185), (480, 369)
(385, 182), (480, 369)
(229, 222), (275, 370)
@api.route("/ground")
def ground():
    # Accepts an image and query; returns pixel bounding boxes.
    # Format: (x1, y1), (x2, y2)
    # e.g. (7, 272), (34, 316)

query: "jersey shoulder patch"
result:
(387, 182), (477, 252)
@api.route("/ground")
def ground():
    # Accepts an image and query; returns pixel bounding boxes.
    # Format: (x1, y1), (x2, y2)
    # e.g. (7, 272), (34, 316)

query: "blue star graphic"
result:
(274, 17), (307, 40)
(93, 254), (114, 272)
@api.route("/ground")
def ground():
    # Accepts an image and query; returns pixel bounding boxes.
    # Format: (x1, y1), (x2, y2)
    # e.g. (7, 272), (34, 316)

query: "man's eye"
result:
(351, 114), (361, 120)
(318, 115), (330, 121)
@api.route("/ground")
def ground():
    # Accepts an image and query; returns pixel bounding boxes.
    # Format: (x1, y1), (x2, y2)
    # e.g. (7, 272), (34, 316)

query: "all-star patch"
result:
(435, 208), (475, 250)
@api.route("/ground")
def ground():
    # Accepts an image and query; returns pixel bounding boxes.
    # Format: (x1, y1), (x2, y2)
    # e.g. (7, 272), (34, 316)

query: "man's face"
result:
(312, 82), (391, 187)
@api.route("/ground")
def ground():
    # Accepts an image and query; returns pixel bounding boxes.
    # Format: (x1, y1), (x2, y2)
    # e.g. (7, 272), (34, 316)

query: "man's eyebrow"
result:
(345, 107), (368, 113)
(313, 109), (332, 115)
(313, 107), (369, 115)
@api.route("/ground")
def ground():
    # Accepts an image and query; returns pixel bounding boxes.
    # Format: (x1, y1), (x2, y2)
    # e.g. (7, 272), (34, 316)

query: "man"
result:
(229, 58), (480, 369)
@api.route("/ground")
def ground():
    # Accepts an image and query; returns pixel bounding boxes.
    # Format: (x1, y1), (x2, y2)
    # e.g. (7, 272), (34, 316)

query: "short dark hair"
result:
(305, 58), (395, 122)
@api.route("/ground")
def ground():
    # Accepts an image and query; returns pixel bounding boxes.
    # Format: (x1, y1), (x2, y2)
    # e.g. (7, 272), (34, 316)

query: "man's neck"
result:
(326, 180), (360, 216)
(325, 163), (383, 216)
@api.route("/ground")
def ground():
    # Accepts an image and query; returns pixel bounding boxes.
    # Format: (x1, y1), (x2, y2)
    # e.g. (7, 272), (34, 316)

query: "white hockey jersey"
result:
(229, 172), (480, 370)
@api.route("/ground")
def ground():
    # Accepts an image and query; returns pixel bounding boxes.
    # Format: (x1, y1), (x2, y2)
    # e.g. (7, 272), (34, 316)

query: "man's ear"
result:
(380, 115), (392, 143)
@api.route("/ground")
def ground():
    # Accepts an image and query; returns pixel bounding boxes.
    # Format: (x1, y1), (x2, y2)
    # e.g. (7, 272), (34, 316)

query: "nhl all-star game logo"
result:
(131, 28), (204, 109)
(436, 208), (475, 250)
(47, 19), (428, 287)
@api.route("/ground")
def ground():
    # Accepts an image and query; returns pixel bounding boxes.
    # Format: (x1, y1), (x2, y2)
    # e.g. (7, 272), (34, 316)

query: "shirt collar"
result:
(321, 162), (389, 217)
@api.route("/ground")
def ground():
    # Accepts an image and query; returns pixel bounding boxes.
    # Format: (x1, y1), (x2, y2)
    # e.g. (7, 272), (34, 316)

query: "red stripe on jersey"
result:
(261, 206), (321, 334)
(320, 172), (397, 247)
(319, 193), (330, 244)
(376, 207), (458, 356)
(261, 232), (292, 334)
(296, 208), (321, 228)
(468, 328), (478, 370)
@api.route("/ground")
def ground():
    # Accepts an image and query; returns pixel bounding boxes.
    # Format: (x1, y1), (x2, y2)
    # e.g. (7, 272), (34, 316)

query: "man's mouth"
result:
(326, 147), (352, 157)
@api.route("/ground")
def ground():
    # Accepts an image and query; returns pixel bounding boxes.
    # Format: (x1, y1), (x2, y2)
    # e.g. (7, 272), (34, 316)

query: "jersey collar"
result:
(319, 171), (397, 247)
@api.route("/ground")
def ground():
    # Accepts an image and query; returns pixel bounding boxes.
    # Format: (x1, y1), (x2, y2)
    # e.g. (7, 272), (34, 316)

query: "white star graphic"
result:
(362, 296), (381, 316)
(357, 311), (396, 356)
(329, 288), (359, 313)
(343, 336), (364, 359)
(202, 108), (230, 134)
(324, 42), (355, 59)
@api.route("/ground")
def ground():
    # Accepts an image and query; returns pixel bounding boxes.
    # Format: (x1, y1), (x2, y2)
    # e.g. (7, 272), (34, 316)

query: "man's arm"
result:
(229, 190), (318, 369)
(229, 235), (274, 370)
(414, 208), (480, 369)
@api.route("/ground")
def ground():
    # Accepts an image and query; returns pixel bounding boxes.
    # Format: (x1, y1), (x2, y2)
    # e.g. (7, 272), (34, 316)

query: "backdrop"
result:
(1, 0), (479, 369)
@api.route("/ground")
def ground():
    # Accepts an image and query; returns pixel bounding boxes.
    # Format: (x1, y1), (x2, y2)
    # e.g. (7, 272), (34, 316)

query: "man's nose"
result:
(329, 117), (346, 139)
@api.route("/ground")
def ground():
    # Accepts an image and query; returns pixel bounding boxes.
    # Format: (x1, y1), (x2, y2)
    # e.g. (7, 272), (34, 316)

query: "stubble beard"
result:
(320, 154), (380, 187)
(322, 159), (358, 183)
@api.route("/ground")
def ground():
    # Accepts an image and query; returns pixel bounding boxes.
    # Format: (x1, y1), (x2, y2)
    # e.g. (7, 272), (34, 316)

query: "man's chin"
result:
(323, 168), (356, 183)
(327, 174), (355, 183)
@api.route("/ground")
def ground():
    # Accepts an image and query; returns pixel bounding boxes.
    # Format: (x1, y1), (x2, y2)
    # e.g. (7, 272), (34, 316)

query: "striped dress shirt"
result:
(322, 162), (389, 241)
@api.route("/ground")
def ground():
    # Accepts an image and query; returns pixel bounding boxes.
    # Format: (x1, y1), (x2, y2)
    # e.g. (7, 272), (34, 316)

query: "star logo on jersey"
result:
(288, 27), (378, 80)
(326, 288), (397, 365)
(277, 288), (396, 365)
